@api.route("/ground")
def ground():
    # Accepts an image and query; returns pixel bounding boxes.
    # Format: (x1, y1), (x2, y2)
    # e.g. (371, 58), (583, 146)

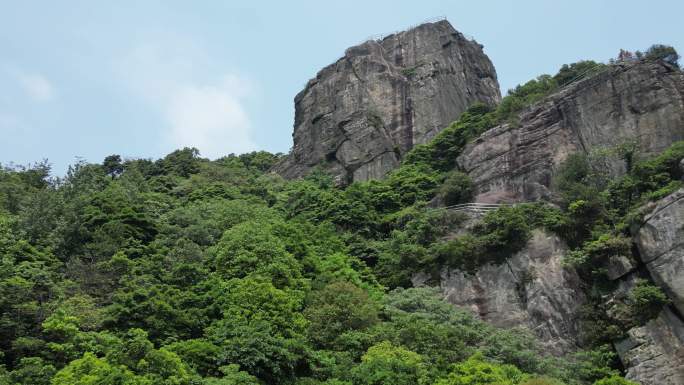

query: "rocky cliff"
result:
(634, 188), (684, 316)
(415, 230), (585, 355)
(427, 59), (684, 380)
(427, 189), (684, 384)
(614, 188), (684, 385)
(615, 308), (684, 385)
(457, 60), (684, 203)
(275, 20), (500, 183)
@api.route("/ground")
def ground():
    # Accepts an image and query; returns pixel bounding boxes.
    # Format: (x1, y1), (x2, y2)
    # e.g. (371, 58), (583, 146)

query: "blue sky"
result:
(1, 0), (682, 174)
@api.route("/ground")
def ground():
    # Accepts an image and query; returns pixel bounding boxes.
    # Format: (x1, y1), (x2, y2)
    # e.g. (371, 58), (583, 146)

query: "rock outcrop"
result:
(421, 230), (585, 355)
(615, 308), (684, 385)
(457, 61), (684, 203)
(635, 188), (684, 315)
(423, 190), (684, 375)
(612, 187), (684, 385)
(275, 20), (500, 183)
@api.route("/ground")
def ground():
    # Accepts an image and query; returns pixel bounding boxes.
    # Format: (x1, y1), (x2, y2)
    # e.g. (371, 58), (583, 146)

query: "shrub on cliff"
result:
(425, 205), (540, 273)
(553, 61), (607, 87)
(404, 103), (497, 172)
(593, 375), (639, 385)
(496, 75), (558, 124)
(627, 280), (670, 323)
(438, 171), (474, 206)
(563, 234), (631, 280)
(644, 44), (680, 67)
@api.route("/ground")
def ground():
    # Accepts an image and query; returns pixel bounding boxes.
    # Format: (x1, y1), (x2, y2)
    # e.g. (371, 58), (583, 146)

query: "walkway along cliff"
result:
(430, 60), (684, 385)
(273, 20), (684, 385)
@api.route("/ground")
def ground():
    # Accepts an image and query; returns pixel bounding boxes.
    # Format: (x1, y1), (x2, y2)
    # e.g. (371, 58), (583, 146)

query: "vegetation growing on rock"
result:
(1, 47), (680, 384)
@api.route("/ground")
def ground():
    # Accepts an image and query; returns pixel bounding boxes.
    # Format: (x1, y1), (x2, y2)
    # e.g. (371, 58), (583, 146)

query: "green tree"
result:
(207, 278), (308, 383)
(644, 44), (679, 66)
(202, 365), (260, 385)
(9, 357), (56, 385)
(627, 280), (670, 323)
(351, 341), (425, 385)
(497, 75), (557, 123)
(434, 353), (525, 385)
(211, 220), (305, 291)
(553, 61), (605, 87)
(159, 148), (201, 177)
(105, 281), (204, 344)
(0, 215), (61, 364)
(569, 346), (620, 384)
(438, 171), (473, 206)
(166, 339), (222, 377)
(593, 375), (639, 385)
(51, 352), (140, 385)
(304, 281), (379, 349)
(103, 155), (124, 178)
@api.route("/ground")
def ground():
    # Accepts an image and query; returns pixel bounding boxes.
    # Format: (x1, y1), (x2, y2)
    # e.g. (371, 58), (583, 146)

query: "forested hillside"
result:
(1, 47), (682, 385)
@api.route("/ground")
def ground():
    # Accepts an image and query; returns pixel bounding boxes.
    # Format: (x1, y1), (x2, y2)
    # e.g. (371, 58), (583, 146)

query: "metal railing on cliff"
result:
(430, 202), (513, 215)
(556, 62), (612, 90)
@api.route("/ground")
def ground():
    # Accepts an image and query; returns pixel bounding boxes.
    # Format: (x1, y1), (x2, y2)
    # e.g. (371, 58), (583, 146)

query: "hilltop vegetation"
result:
(1, 47), (679, 384)
(0, 148), (601, 385)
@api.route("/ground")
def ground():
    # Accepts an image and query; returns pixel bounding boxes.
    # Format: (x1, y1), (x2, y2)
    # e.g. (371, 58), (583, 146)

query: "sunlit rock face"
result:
(275, 20), (500, 183)
(635, 188), (684, 315)
(615, 188), (684, 385)
(424, 230), (585, 356)
(458, 60), (684, 203)
(615, 308), (684, 385)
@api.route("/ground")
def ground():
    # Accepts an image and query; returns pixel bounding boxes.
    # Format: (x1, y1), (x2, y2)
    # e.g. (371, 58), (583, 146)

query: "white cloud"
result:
(116, 38), (256, 158)
(166, 76), (254, 158)
(18, 73), (55, 102)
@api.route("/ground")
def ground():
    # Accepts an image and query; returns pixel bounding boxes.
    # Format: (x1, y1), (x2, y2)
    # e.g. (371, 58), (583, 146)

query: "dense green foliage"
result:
(0, 145), (629, 385)
(552, 140), (683, 346)
(644, 44), (680, 67)
(2, 55), (677, 384)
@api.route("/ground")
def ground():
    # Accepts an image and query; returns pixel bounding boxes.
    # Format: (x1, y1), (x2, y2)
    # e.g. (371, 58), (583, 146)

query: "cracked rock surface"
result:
(274, 20), (500, 183)
(615, 308), (684, 385)
(457, 61), (684, 203)
(635, 188), (684, 315)
(420, 230), (585, 355)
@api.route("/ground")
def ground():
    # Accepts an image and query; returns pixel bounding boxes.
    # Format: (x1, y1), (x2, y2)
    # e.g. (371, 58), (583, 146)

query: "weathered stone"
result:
(615, 308), (684, 385)
(438, 230), (584, 354)
(634, 188), (684, 315)
(457, 61), (684, 202)
(605, 255), (637, 280)
(275, 20), (500, 183)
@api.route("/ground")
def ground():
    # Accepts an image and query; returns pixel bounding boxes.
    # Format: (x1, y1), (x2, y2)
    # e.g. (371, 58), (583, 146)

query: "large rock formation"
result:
(457, 60), (684, 203)
(635, 188), (684, 315)
(416, 230), (585, 355)
(615, 308), (684, 385)
(275, 20), (500, 183)
(614, 187), (684, 385)
(422, 190), (684, 381)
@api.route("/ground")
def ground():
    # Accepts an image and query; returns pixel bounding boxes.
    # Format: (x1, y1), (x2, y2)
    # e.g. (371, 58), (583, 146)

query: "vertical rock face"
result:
(428, 230), (585, 355)
(635, 188), (684, 315)
(615, 187), (684, 385)
(615, 308), (684, 385)
(457, 61), (684, 203)
(427, 190), (684, 374)
(275, 20), (500, 183)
